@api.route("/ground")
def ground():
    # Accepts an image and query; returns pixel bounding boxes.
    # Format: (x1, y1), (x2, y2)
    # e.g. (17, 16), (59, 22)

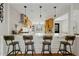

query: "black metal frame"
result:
(55, 23), (60, 33)
(41, 35), (52, 55)
(23, 35), (35, 55)
(4, 35), (22, 56)
(57, 36), (75, 56)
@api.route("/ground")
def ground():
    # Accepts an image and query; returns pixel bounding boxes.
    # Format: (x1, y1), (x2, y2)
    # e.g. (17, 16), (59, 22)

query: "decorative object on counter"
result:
(44, 17), (54, 33)
(0, 3), (4, 23)
(12, 30), (17, 34)
(32, 25), (35, 33)
(36, 23), (43, 33)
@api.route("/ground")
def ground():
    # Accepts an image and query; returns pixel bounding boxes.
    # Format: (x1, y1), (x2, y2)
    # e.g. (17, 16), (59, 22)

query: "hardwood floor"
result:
(9, 53), (75, 56)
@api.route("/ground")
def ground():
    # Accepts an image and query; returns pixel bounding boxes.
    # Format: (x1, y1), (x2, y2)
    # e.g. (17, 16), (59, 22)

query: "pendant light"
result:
(40, 6), (42, 18)
(24, 5), (27, 16)
(39, 6), (43, 24)
(54, 6), (56, 19)
(38, 6), (42, 31)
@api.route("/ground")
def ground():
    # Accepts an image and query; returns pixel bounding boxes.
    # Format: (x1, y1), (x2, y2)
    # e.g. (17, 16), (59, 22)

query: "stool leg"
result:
(14, 45), (16, 56)
(64, 44), (67, 54)
(13, 45), (15, 55)
(43, 44), (45, 55)
(49, 45), (51, 54)
(11, 44), (16, 56)
(17, 43), (22, 54)
(32, 44), (35, 55)
(41, 44), (44, 55)
(41, 44), (43, 54)
(7, 45), (10, 55)
(14, 45), (16, 55)
(48, 45), (50, 53)
(57, 43), (61, 54)
(48, 45), (49, 51)
(32, 44), (33, 55)
(69, 45), (72, 53)
(25, 45), (27, 55)
(33, 44), (35, 54)
(27, 45), (29, 54)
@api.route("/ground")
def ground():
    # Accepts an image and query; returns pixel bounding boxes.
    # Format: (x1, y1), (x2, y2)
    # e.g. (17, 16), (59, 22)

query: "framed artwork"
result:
(55, 23), (60, 33)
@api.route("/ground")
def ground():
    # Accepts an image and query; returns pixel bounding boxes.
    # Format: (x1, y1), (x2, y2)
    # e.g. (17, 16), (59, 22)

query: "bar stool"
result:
(41, 35), (52, 55)
(4, 35), (22, 56)
(57, 36), (75, 55)
(23, 35), (35, 55)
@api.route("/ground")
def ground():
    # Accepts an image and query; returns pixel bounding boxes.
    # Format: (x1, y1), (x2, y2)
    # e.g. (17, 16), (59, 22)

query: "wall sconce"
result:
(0, 3), (4, 23)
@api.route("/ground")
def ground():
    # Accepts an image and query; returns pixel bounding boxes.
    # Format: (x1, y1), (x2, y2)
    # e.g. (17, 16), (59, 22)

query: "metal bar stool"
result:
(41, 35), (52, 55)
(4, 35), (22, 56)
(23, 35), (35, 55)
(57, 35), (75, 55)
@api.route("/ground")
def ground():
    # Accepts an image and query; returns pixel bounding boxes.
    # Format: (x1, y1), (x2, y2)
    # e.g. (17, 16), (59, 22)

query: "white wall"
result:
(0, 4), (9, 36)
(72, 10), (79, 33)
(70, 10), (79, 56)
(0, 3), (9, 56)
(67, 4), (79, 55)
(55, 13), (69, 34)
(9, 6), (21, 34)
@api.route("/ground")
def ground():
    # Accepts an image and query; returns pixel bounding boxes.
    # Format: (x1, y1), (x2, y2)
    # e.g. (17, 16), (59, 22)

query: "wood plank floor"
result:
(9, 53), (75, 56)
